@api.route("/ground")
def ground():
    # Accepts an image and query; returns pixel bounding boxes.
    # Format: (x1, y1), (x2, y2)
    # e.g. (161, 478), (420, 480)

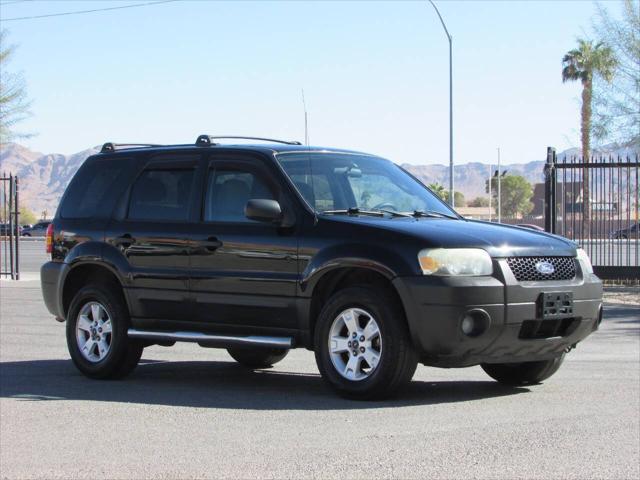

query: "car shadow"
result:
(0, 359), (528, 410)
(599, 303), (640, 337)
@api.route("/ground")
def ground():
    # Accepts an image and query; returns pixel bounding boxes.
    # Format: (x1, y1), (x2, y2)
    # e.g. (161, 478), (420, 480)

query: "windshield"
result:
(275, 152), (457, 217)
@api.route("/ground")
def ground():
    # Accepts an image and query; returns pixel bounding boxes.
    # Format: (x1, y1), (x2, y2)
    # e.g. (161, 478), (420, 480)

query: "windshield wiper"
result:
(321, 208), (384, 217)
(410, 210), (459, 220)
(372, 209), (412, 217)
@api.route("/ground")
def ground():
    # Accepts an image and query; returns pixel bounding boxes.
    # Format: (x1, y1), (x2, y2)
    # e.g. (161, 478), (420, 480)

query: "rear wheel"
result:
(314, 286), (417, 400)
(227, 347), (289, 368)
(481, 354), (566, 386)
(66, 283), (143, 379)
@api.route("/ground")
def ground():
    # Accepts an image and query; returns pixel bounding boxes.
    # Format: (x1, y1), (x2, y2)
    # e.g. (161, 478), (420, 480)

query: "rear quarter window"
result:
(60, 157), (133, 219)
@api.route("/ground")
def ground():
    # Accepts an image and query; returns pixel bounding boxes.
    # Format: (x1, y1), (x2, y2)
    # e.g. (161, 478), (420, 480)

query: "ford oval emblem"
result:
(535, 261), (555, 275)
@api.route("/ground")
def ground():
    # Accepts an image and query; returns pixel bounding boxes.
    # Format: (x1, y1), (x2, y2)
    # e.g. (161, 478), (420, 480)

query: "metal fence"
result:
(1, 173), (20, 280)
(544, 147), (639, 281)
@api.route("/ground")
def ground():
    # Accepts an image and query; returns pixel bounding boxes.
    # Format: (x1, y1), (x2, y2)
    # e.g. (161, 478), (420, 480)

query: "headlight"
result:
(576, 248), (593, 274)
(418, 248), (493, 276)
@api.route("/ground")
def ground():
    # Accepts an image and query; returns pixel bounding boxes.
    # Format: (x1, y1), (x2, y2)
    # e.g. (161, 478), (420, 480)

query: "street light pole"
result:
(497, 147), (501, 223)
(428, 0), (453, 208)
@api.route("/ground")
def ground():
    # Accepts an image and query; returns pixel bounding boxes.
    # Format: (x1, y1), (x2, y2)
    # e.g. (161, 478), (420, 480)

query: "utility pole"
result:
(488, 163), (492, 222)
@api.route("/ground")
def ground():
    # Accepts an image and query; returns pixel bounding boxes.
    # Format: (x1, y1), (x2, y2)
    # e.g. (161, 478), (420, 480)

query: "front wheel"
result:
(314, 286), (418, 400)
(227, 347), (288, 368)
(481, 353), (566, 386)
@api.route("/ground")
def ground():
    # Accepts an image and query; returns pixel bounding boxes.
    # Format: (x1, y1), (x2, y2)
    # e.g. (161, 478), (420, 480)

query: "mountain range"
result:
(0, 143), (636, 216)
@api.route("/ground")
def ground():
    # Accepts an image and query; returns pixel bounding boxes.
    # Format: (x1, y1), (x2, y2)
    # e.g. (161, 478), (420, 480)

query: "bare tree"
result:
(592, 0), (640, 148)
(0, 30), (32, 146)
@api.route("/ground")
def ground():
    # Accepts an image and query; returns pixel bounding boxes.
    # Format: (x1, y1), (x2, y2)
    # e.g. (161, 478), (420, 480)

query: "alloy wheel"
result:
(75, 301), (113, 363)
(328, 308), (382, 381)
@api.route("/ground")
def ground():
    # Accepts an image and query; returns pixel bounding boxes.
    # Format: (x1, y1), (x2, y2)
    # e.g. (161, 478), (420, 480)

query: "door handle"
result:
(114, 234), (135, 247)
(199, 237), (222, 251)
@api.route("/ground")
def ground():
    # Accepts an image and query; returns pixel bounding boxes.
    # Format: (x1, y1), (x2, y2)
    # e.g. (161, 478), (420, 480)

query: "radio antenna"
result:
(302, 88), (309, 146)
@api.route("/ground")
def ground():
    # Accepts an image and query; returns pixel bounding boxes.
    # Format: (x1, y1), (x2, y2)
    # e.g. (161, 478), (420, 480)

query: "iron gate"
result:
(544, 147), (639, 281)
(1, 172), (20, 280)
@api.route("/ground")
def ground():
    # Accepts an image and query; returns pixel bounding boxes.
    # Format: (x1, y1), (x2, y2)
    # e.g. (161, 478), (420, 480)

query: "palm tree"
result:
(562, 39), (617, 237)
(428, 182), (446, 201)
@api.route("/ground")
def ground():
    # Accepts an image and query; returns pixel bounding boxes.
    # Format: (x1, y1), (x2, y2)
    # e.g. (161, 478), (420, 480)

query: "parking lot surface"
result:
(1, 243), (638, 479)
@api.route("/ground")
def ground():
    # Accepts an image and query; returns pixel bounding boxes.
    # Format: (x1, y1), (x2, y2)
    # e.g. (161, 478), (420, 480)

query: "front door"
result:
(189, 154), (298, 331)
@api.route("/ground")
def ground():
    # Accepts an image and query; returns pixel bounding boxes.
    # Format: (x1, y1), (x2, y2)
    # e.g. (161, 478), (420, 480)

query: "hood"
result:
(324, 216), (577, 257)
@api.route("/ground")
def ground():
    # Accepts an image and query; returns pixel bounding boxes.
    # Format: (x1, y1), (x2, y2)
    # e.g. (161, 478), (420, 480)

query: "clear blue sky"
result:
(1, 0), (610, 165)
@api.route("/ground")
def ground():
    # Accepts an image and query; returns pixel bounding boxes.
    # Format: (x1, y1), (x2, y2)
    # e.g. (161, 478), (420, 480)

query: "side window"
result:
(204, 167), (275, 222)
(128, 168), (194, 221)
(289, 174), (335, 211)
(60, 159), (130, 219)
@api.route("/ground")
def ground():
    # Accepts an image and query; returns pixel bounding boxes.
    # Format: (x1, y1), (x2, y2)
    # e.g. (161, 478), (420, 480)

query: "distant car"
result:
(22, 224), (33, 230)
(22, 221), (51, 237)
(610, 223), (639, 239)
(0, 223), (22, 236)
(517, 223), (545, 232)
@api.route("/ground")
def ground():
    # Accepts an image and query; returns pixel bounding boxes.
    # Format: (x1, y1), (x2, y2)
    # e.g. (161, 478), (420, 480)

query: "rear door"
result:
(106, 153), (201, 322)
(188, 153), (299, 331)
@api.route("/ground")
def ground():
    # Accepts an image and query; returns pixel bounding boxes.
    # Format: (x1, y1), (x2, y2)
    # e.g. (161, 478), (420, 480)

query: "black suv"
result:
(41, 135), (603, 399)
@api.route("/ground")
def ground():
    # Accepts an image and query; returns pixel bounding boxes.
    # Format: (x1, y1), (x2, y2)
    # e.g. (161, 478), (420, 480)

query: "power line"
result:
(0, 0), (32, 6)
(1, 0), (178, 22)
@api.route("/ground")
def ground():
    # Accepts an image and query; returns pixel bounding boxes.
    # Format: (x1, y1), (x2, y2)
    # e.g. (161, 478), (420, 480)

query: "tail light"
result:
(46, 223), (54, 254)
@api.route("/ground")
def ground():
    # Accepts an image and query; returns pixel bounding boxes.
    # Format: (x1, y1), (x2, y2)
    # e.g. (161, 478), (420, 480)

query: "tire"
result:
(481, 353), (566, 386)
(66, 283), (143, 379)
(23, 233), (31, 237)
(227, 347), (289, 368)
(314, 286), (418, 400)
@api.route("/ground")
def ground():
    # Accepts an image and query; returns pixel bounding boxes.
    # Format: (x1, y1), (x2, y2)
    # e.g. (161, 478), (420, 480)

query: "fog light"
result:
(460, 309), (491, 337)
(461, 316), (475, 335)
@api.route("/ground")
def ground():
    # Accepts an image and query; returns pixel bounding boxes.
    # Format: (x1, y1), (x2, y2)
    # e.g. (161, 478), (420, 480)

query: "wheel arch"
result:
(62, 261), (129, 318)
(303, 265), (409, 349)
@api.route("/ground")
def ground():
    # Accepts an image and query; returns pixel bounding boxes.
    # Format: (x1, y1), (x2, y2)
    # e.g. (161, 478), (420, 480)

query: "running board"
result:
(127, 329), (293, 349)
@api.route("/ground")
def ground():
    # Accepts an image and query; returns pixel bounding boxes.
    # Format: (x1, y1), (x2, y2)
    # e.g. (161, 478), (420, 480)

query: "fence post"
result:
(544, 147), (557, 234)
(14, 176), (19, 280)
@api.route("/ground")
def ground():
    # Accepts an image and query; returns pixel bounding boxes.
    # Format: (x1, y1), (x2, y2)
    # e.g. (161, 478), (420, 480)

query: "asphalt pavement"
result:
(0, 243), (638, 479)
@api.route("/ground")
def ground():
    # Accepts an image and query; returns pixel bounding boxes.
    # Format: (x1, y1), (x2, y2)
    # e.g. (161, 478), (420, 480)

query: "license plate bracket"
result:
(538, 292), (574, 319)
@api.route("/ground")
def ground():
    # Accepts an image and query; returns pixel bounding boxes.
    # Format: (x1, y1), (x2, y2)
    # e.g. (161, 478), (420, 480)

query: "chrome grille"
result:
(506, 256), (576, 281)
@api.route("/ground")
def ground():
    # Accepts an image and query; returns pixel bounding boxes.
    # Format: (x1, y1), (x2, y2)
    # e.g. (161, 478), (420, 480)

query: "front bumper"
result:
(392, 258), (603, 367)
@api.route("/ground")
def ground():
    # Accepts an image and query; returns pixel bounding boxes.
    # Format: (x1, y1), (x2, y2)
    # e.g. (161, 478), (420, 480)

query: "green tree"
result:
(592, 0), (640, 147)
(468, 196), (490, 208)
(562, 38), (617, 235)
(443, 190), (465, 207)
(19, 206), (37, 225)
(485, 175), (533, 218)
(0, 30), (31, 145)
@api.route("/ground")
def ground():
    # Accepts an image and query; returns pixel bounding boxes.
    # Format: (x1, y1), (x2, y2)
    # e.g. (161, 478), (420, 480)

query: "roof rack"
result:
(100, 142), (163, 154)
(195, 135), (302, 147)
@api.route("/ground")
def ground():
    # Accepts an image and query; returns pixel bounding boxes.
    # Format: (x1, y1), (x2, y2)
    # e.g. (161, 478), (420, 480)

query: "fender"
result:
(57, 241), (132, 317)
(294, 243), (415, 347)
(300, 243), (415, 296)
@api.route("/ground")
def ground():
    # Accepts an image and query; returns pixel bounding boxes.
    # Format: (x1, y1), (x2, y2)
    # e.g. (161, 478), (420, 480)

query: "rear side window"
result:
(128, 168), (194, 222)
(60, 159), (131, 219)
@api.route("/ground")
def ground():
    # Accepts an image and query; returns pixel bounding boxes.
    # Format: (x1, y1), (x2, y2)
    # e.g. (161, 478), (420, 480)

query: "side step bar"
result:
(127, 329), (293, 349)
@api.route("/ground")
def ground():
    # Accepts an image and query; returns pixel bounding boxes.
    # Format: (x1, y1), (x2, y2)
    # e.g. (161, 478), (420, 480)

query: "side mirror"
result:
(245, 199), (283, 223)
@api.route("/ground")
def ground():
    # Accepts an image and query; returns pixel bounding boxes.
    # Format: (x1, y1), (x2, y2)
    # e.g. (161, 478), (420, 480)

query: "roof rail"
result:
(100, 142), (163, 154)
(195, 135), (302, 147)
